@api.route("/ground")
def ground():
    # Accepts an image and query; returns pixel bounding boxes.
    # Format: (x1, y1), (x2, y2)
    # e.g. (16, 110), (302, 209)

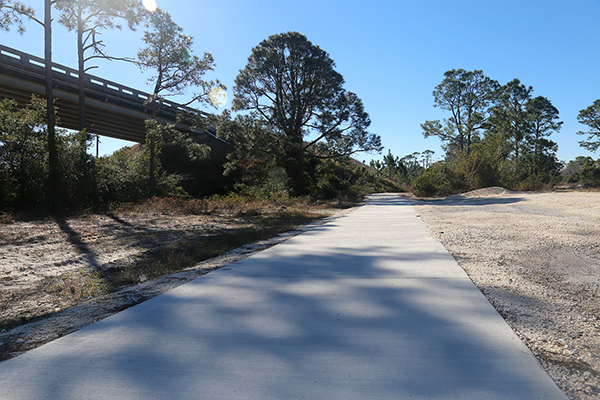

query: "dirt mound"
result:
(447, 186), (514, 200)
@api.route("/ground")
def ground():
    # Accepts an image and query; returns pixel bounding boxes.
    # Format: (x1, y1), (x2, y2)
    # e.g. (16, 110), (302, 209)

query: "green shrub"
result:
(314, 172), (353, 200)
(0, 97), (48, 211)
(411, 162), (466, 197)
(306, 161), (356, 200)
(56, 130), (99, 209)
(303, 159), (402, 200)
(581, 165), (600, 186)
(96, 145), (185, 204)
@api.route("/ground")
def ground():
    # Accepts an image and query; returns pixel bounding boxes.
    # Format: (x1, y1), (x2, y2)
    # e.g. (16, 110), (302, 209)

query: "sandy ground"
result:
(411, 188), (600, 400)
(0, 208), (343, 361)
(1, 190), (600, 400)
(0, 213), (236, 328)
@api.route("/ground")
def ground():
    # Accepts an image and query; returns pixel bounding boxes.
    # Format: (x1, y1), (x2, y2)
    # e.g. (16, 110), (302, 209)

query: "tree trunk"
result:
(77, 0), (86, 133)
(283, 141), (305, 196)
(45, 0), (60, 209)
(534, 132), (539, 176)
(466, 130), (472, 155)
(149, 135), (156, 195)
(149, 106), (157, 195)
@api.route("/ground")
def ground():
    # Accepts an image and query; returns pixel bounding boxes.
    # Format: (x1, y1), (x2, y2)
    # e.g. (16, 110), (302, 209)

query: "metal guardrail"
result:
(0, 43), (211, 119)
(0, 44), (226, 144)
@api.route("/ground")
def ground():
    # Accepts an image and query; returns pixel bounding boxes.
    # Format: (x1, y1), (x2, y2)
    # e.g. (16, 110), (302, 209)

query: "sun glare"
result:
(209, 87), (227, 108)
(142, 0), (157, 12)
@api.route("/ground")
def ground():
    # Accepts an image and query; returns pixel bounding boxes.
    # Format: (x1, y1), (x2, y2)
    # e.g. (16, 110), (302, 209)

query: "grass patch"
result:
(101, 209), (327, 290)
(43, 269), (108, 300)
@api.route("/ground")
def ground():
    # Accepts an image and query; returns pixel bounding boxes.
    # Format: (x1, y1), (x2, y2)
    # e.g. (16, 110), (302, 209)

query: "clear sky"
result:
(2, 0), (600, 165)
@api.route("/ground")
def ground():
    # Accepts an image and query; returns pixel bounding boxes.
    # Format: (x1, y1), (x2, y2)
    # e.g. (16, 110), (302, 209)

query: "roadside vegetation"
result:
(374, 69), (600, 198)
(411, 69), (565, 197)
(0, 91), (398, 213)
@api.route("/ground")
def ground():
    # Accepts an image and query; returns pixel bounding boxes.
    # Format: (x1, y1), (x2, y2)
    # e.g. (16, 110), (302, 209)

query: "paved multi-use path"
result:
(0, 194), (568, 400)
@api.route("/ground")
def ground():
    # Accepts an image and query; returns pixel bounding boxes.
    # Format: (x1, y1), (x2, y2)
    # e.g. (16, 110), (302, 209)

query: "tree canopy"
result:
(490, 78), (534, 161)
(421, 69), (499, 153)
(57, 0), (142, 34)
(137, 8), (222, 115)
(577, 99), (600, 152)
(0, 0), (33, 33)
(233, 31), (382, 194)
(526, 96), (562, 174)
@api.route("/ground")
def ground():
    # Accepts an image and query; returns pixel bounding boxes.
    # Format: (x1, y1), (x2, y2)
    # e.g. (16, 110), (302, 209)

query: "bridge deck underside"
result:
(0, 44), (228, 154)
(0, 70), (148, 143)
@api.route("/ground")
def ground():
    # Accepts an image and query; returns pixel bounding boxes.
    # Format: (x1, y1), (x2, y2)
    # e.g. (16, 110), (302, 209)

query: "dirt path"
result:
(411, 188), (600, 400)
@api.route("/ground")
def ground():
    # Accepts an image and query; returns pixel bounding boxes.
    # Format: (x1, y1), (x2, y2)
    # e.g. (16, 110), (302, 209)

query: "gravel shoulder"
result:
(410, 188), (600, 400)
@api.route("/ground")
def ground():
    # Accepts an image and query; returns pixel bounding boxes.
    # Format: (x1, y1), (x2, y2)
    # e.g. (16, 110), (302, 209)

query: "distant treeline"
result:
(383, 69), (600, 197)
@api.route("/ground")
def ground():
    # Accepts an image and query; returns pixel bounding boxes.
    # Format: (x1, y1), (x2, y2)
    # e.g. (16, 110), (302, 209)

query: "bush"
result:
(411, 162), (466, 197)
(304, 160), (402, 201)
(56, 130), (99, 209)
(96, 146), (150, 204)
(314, 172), (353, 200)
(513, 174), (552, 191)
(96, 145), (185, 205)
(307, 161), (358, 200)
(581, 165), (600, 186)
(0, 97), (106, 212)
(0, 97), (48, 211)
(231, 166), (290, 201)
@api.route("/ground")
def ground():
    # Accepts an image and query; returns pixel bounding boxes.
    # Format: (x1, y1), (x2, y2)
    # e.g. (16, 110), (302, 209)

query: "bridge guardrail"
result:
(0, 44), (212, 121)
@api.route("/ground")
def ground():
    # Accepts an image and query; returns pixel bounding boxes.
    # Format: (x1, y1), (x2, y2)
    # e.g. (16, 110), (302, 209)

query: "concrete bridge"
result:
(0, 44), (225, 146)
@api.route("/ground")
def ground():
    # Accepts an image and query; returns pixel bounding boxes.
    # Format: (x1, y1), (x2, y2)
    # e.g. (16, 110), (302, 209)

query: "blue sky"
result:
(2, 0), (600, 165)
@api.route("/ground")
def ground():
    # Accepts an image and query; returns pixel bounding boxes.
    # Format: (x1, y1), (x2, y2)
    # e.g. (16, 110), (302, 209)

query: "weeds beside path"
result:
(0, 197), (353, 361)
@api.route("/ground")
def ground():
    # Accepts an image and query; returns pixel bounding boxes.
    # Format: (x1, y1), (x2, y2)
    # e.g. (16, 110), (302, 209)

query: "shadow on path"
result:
(0, 194), (567, 400)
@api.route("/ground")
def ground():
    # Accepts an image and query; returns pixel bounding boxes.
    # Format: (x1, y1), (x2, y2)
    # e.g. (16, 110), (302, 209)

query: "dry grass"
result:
(110, 195), (305, 216)
(0, 196), (351, 334)
(101, 210), (327, 289)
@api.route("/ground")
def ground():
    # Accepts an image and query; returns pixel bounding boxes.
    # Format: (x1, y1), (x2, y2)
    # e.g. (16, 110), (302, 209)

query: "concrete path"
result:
(0, 194), (568, 400)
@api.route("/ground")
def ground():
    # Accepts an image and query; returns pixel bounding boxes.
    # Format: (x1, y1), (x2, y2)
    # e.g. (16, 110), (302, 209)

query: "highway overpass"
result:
(0, 44), (226, 147)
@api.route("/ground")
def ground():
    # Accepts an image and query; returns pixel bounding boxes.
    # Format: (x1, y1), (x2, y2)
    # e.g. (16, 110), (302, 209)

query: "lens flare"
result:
(143, 0), (157, 12)
(209, 87), (227, 108)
